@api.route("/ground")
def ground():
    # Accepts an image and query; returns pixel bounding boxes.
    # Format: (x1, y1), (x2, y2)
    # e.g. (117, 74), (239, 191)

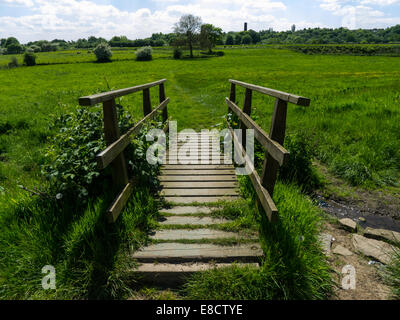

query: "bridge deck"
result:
(131, 132), (262, 286)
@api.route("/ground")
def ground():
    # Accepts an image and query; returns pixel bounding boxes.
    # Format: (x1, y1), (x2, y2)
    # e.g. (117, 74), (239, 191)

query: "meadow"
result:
(0, 46), (399, 299)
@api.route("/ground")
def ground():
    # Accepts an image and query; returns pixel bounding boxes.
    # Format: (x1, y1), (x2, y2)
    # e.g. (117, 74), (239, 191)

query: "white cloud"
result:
(0, 0), (34, 6)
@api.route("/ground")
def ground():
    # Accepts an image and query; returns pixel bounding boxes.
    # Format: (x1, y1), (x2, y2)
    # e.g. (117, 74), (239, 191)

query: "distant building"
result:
(244, 22), (247, 31)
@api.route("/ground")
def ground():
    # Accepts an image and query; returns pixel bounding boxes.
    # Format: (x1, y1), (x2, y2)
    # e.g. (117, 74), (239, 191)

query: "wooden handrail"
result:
(78, 79), (169, 223)
(226, 79), (311, 223)
(228, 126), (278, 222)
(225, 98), (289, 166)
(79, 79), (167, 106)
(97, 98), (170, 170)
(229, 79), (310, 106)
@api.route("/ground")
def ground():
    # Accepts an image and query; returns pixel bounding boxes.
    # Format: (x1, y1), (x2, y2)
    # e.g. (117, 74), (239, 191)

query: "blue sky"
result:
(1, 0), (400, 43)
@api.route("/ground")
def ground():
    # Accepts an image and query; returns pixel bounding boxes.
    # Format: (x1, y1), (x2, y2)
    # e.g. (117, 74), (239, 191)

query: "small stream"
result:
(315, 195), (400, 233)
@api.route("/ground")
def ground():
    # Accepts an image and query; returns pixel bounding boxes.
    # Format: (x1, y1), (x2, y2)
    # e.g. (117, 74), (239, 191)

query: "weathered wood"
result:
(230, 127), (278, 222)
(261, 98), (288, 196)
(78, 79), (166, 106)
(102, 99), (128, 189)
(160, 83), (168, 122)
(131, 243), (263, 263)
(165, 196), (239, 204)
(229, 82), (236, 112)
(151, 229), (242, 240)
(159, 216), (229, 226)
(161, 188), (239, 197)
(229, 79), (310, 106)
(107, 181), (133, 223)
(161, 181), (238, 188)
(143, 88), (152, 116)
(162, 164), (233, 170)
(226, 98), (289, 166)
(158, 175), (237, 182)
(96, 98), (170, 170)
(240, 88), (252, 150)
(159, 206), (212, 215)
(161, 169), (236, 176)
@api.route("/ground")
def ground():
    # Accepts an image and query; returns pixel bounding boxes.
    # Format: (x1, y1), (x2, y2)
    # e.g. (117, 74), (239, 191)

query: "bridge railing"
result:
(225, 79), (310, 223)
(79, 79), (169, 223)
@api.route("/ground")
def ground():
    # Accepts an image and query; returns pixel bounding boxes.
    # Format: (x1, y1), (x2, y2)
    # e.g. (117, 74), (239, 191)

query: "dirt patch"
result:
(314, 162), (400, 232)
(324, 222), (393, 300)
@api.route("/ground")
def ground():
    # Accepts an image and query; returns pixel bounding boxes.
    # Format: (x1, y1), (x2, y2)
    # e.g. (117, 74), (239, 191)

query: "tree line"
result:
(1, 15), (400, 55)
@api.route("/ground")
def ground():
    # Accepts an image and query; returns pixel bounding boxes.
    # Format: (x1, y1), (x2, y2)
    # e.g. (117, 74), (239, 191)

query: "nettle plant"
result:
(42, 104), (162, 202)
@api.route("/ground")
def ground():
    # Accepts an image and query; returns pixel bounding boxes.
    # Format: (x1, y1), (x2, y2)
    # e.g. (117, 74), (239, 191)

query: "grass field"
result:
(0, 46), (399, 299)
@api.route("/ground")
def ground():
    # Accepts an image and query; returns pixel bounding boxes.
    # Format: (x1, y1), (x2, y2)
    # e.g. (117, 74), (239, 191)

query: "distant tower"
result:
(244, 22), (247, 31)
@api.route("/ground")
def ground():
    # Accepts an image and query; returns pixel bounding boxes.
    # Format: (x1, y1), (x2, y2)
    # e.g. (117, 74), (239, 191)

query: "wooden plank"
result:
(160, 206), (212, 214)
(230, 127), (278, 222)
(229, 83), (236, 104)
(159, 216), (229, 225)
(160, 84), (168, 122)
(261, 98), (287, 196)
(107, 182), (133, 223)
(102, 99), (128, 189)
(162, 165), (233, 170)
(161, 169), (236, 175)
(151, 229), (242, 240)
(165, 196), (239, 204)
(161, 181), (238, 189)
(96, 98), (170, 169)
(229, 79), (310, 106)
(143, 88), (152, 116)
(226, 98), (289, 166)
(161, 188), (239, 196)
(158, 175), (237, 182)
(79, 79), (166, 106)
(241, 88), (252, 150)
(131, 243), (263, 263)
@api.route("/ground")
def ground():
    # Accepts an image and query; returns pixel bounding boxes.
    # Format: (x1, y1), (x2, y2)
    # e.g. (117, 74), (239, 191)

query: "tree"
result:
(173, 14), (202, 58)
(199, 24), (222, 53)
(225, 35), (234, 45)
(234, 34), (242, 45)
(94, 43), (112, 62)
(242, 34), (252, 44)
(291, 24), (296, 33)
(248, 29), (260, 44)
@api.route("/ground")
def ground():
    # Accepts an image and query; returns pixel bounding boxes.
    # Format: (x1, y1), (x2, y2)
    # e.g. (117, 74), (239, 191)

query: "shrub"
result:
(93, 42), (112, 62)
(173, 48), (182, 59)
(23, 52), (36, 66)
(242, 35), (252, 45)
(135, 46), (153, 61)
(8, 56), (18, 68)
(42, 104), (162, 201)
(30, 45), (41, 53)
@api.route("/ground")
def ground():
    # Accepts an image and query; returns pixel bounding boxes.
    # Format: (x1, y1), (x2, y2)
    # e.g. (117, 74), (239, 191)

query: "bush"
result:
(42, 104), (162, 201)
(30, 45), (41, 53)
(173, 48), (182, 59)
(242, 35), (252, 45)
(8, 56), (18, 68)
(23, 52), (36, 66)
(135, 46), (153, 61)
(94, 42), (112, 62)
(6, 43), (23, 54)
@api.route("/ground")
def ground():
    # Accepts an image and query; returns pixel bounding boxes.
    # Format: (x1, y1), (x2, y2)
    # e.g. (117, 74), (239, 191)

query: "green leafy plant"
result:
(23, 52), (36, 66)
(135, 46), (153, 61)
(173, 48), (182, 59)
(94, 42), (112, 62)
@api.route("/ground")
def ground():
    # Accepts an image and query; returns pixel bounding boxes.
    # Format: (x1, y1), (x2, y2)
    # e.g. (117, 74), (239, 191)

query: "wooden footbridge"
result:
(79, 79), (310, 285)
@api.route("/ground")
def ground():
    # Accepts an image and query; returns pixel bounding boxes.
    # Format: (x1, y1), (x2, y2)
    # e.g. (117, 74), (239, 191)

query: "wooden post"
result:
(143, 88), (152, 116)
(260, 98), (288, 196)
(102, 99), (129, 191)
(228, 83), (236, 114)
(240, 88), (252, 150)
(159, 83), (168, 122)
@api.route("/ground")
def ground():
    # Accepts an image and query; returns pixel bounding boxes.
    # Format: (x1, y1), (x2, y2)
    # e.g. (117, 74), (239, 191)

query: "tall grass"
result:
(183, 179), (333, 300)
(0, 189), (159, 299)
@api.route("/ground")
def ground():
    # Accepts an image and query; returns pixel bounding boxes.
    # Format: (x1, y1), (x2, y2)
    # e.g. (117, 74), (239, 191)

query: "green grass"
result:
(1, 46), (399, 299)
(182, 180), (333, 300)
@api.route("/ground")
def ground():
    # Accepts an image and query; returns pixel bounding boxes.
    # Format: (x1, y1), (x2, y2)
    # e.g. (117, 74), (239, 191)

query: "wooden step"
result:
(162, 164), (233, 170)
(165, 196), (239, 204)
(159, 175), (237, 182)
(134, 262), (259, 286)
(161, 170), (236, 175)
(159, 216), (229, 226)
(131, 243), (263, 263)
(160, 206), (213, 215)
(161, 181), (238, 189)
(161, 188), (239, 197)
(150, 229), (242, 240)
